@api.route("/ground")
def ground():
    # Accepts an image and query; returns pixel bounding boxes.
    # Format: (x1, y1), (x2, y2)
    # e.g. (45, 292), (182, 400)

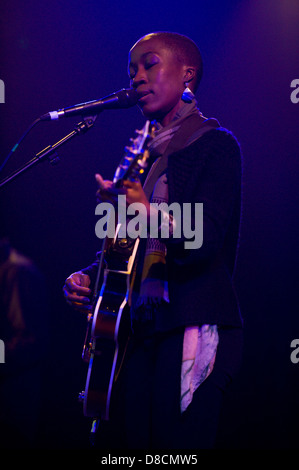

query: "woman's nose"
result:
(132, 68), (147, 88)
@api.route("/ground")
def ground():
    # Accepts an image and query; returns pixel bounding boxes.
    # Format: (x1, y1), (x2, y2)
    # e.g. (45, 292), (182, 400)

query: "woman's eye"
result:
(145, 62), (157, 70)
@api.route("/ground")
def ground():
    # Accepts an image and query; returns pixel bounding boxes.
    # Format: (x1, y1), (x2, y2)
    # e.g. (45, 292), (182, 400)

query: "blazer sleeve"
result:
(166, 128), (242, 267)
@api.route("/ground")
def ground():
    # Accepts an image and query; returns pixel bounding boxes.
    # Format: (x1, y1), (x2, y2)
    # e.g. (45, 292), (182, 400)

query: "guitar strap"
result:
(143, 114), (220, 199)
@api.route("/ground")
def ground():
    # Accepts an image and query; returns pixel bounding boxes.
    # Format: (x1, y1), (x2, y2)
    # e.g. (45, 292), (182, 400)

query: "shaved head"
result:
(131, 31), (203, 91)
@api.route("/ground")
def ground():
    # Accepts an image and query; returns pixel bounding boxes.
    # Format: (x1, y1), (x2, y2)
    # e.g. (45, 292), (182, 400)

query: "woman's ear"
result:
(183, 66), (196, 88)
(184, 67), (196, 82)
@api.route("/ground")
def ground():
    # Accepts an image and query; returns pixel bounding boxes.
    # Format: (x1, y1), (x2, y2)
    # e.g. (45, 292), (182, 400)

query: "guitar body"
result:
(80, 120), (155, 421)
(81, 237), (139, 420)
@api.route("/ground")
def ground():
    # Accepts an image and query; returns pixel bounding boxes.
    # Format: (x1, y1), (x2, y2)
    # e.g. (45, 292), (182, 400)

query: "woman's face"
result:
(128, 38), (188, 126)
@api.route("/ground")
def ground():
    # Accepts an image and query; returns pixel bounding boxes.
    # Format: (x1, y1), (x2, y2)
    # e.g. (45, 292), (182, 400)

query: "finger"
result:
(63, 286), (91, 301)
(95, 174), (115, 192)
(65, 278), (91, 295)
(72, 302), (93, 312)
(95, 173), (105, 188)
(63, 286), (91, 302)
(123, 179), (139, 186)
(77, 274), (91, 289)
(123, 179), (141, 189)
(103, 184), (127, 196)
(95, 174), (129, 194)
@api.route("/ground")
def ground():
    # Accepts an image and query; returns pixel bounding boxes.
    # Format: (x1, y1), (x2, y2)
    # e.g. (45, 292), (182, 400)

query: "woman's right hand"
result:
(63, 271), (92, 313)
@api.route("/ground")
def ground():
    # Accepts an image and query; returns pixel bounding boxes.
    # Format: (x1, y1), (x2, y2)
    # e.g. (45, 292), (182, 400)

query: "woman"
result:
(63, 31), (243, 449)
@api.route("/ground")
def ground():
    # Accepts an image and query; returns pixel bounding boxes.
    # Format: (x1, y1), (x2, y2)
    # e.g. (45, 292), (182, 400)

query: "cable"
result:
(0, 117), (42, 173)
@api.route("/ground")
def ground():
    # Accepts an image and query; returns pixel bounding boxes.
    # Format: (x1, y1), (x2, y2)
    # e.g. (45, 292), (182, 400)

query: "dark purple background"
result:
(0, 0), (298, 449)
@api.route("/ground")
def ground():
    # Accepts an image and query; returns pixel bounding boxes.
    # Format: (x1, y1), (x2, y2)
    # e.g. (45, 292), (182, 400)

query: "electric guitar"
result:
(79, 120), (155, 421)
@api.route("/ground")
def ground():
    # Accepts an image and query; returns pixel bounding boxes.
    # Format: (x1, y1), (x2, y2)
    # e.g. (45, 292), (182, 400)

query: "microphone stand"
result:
(0, 115), (97, 189)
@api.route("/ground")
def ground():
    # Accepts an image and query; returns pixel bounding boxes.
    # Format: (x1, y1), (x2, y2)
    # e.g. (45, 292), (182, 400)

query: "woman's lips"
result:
(138, 91), (151, 102)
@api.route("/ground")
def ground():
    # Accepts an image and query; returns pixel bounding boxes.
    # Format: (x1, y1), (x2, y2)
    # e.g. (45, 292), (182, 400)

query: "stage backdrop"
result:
(0, 0), (298, 449)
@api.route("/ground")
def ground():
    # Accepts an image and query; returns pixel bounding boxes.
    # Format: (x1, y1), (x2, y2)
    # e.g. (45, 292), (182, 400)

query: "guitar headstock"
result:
(113, 121), (156, 187)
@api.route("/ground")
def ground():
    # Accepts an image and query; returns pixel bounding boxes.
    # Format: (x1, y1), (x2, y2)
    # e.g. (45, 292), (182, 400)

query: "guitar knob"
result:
(119, 238), (128, 247)
(78, 391), (85, 403)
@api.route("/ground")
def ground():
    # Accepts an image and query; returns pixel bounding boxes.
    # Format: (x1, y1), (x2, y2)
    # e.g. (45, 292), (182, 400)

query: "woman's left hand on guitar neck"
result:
(95, 173), (151, 222)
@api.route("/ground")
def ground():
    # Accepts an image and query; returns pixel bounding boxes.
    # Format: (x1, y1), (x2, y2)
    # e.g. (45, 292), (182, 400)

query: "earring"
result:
(181, 83), (194, 103)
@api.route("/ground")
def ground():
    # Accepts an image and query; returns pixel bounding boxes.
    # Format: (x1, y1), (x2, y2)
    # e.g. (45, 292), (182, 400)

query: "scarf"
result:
(130, 99), (218, 322)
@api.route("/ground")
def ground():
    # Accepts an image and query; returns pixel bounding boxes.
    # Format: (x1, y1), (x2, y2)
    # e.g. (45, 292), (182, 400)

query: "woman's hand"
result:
(63, 271), (92, 313)
(95, 173), (151, 220)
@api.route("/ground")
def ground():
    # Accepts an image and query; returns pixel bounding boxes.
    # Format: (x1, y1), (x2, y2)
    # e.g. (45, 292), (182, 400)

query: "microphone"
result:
(40, 88), (138, 121)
